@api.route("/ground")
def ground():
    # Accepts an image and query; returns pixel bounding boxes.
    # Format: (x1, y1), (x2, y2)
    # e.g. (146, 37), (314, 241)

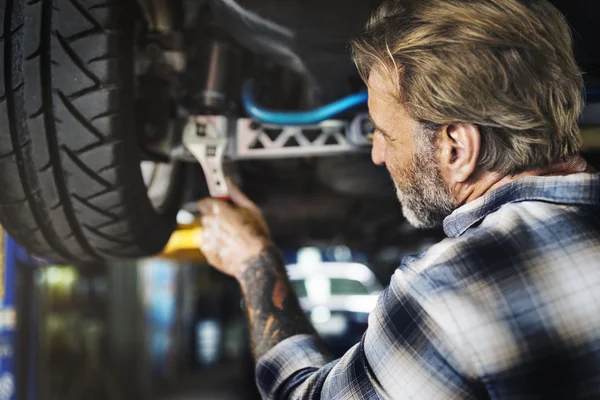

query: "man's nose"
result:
(371, 132), (386, 166)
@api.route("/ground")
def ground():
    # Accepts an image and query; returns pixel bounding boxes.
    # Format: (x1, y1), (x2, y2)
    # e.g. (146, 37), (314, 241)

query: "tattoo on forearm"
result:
(239, 245), (318, 360)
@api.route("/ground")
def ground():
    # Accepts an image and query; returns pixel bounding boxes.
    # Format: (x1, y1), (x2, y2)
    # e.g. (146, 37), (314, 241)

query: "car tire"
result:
(0, 0), (182, 263)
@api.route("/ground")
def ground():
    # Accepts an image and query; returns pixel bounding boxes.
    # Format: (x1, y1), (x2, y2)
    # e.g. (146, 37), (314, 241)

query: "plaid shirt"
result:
(256, 172), (600, 399)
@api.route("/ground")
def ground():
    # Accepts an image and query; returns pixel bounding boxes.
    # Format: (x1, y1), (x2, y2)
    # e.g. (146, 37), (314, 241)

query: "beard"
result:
(390, 145), (457, 229)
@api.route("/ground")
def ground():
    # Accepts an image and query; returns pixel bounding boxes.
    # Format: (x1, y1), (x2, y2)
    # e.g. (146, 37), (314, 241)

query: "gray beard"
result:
(394, 157), (456, 229)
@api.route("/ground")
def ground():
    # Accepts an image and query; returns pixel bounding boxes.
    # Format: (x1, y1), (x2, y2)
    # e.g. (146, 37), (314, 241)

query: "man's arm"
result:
(196, 181), (322, 359)
(238, 244), (317, 359)
(196, 182), (480, 399)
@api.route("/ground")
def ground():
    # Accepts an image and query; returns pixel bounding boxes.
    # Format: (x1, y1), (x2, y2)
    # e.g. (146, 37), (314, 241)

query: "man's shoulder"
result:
(398, 214), (517, 280)
(397, 199), (600, 295)
(391, 199), (600, 380)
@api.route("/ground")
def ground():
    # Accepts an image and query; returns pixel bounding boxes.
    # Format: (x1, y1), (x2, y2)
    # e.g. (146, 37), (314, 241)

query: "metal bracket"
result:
(175, 113), (373, 163)
(234, 113), (372, 159)
(182, 115), (230, 198)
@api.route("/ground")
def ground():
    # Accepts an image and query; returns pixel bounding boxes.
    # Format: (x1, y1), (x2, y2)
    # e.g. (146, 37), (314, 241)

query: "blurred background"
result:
(1, 233), (446, 400)
(0, 0), (598, 399)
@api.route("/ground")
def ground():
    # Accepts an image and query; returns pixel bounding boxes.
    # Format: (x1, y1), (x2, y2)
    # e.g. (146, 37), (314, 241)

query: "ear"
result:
(439, 123), (480, 183)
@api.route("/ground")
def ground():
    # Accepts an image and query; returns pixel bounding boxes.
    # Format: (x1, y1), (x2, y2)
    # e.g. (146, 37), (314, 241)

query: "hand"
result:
(197, 180), (272, 278)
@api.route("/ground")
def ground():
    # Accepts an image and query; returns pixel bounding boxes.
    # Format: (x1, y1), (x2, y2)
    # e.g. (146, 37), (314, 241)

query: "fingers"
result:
(197, 197), (235, 217)
(197, 198), (218, 215)
(199, 180), (261, 218)
(227, 178), (259, 212)
(201, 233), (221, 267)
(197, 200), (271, 276)
(199, 216), (224, 266)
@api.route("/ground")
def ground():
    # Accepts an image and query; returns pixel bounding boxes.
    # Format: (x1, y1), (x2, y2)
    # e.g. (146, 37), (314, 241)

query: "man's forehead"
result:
(367, 70), (406, 120)
(367, 66), (402, 111)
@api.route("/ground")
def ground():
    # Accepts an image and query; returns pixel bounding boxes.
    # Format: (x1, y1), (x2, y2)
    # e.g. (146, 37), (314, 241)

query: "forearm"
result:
(237, 245), (318, 360)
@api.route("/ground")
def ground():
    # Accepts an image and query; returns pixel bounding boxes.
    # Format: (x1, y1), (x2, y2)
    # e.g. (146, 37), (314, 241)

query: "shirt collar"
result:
(443, 172), (600, 238)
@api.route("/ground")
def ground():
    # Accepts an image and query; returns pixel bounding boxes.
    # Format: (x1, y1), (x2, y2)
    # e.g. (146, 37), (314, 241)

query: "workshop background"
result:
(0, 0), (598, 399)
(2, 231), (448, 400)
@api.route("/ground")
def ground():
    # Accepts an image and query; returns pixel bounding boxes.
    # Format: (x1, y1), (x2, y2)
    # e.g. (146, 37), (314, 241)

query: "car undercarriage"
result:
(0, 0), (598, 263)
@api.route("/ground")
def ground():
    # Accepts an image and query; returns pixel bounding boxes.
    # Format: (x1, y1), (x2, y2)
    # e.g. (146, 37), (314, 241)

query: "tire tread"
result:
(0, 0), (180, 262)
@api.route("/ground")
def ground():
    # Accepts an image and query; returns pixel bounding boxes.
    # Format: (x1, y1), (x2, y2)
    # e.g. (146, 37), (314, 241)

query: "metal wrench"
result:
(182, 115), (231, 200)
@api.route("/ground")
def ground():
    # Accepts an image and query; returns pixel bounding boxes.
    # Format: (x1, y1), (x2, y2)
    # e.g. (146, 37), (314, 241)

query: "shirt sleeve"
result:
(256, 263), (485, 400)
(256, 334), (379, 399)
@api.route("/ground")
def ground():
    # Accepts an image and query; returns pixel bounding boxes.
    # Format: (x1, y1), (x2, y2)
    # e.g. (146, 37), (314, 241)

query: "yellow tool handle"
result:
(159, 225), (206, 262)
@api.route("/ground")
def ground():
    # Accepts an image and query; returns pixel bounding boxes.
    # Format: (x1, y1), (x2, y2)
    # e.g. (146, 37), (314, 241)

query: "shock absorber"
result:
(185, 32), (243, 115)
(182, 29), (243, 199)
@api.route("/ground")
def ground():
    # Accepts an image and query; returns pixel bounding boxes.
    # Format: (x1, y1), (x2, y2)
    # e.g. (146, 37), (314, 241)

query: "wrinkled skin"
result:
(367, 68), (456, 228)
(197, 180), (272, 278)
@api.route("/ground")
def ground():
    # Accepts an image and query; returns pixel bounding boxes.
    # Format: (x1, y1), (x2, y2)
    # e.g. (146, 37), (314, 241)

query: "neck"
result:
(461, 155), (593, 205)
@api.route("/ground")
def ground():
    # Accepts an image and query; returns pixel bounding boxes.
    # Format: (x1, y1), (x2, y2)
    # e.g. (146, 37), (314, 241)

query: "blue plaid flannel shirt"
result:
(256, 172), (600, 399)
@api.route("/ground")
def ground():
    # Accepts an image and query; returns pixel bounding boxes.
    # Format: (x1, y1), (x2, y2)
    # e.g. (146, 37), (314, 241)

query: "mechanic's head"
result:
(352, 0), (584, 228)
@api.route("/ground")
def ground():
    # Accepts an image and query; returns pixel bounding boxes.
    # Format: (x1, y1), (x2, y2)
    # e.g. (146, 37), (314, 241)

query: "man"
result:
(198, 0), (600, 398)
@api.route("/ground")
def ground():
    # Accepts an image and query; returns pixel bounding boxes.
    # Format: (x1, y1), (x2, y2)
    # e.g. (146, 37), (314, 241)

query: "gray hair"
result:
(352, 0), (585, 175)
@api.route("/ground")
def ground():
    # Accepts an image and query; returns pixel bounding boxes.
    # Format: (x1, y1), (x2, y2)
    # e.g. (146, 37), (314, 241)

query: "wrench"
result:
(182, 115), (231, 200)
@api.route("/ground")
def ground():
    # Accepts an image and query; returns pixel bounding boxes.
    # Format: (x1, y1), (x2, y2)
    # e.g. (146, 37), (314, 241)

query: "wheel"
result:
(0, 0), (182, 263)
